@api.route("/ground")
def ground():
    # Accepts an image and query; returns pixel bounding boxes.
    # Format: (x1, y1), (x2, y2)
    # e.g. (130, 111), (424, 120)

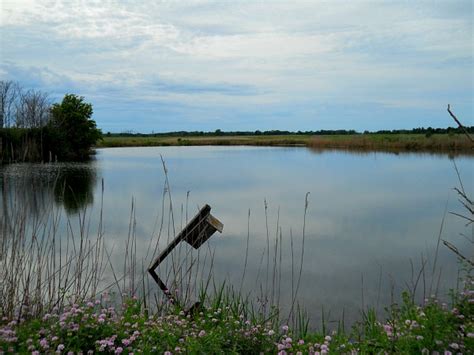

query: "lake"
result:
(1, 146), (472, 328)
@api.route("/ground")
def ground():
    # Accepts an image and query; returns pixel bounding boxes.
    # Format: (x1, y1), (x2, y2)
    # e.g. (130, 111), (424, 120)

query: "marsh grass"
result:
(0, 160), (473, 353)
(308, 133), (474, 154)
(97, 133), (474, 154)
(0, 159), (309, 332)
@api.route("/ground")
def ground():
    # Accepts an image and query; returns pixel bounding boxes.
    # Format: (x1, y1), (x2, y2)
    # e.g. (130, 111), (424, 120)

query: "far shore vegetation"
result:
(98, 128), (474, 155)
(1, 79), (473, 164)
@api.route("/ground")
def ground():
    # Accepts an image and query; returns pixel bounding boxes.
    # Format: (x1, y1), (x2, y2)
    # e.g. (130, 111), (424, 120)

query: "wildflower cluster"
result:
(0, 281), (471, 354)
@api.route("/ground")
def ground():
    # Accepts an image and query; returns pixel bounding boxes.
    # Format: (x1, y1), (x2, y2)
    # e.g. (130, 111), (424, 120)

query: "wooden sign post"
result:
(148, 204), (223, 303)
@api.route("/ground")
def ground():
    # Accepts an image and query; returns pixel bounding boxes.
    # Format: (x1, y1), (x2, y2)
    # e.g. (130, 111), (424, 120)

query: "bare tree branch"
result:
(447, 104), (473, 143)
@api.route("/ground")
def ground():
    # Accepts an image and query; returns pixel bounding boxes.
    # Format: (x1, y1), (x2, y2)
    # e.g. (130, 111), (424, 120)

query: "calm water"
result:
(1, 146), (473, 328)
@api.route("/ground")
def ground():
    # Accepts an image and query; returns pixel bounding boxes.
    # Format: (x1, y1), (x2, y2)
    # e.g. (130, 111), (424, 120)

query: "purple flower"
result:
(282, 325), (289, 332)
(40, 338), (49, 349)
(57, 344), (65, 351)
(115, 347), (123, 354)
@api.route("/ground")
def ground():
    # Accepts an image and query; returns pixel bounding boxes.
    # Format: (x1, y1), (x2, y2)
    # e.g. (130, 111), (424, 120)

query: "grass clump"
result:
(1, 277), (472, 354)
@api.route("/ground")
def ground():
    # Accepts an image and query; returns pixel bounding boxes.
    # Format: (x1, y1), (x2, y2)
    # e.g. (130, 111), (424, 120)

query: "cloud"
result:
(0, 0), (472, 131)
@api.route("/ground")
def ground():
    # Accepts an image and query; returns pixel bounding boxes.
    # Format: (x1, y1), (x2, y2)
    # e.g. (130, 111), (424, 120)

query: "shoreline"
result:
(96, 134), (474, 155)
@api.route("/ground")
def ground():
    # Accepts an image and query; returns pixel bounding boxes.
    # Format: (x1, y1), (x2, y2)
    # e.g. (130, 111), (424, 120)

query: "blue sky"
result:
(0, 0), (472, 133)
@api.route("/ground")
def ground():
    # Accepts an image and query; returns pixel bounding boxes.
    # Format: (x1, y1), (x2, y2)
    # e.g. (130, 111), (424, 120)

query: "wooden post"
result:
(148, 204), (223, 302)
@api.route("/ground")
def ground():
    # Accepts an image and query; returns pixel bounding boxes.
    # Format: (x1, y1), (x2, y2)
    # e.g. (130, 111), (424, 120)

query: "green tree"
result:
(48, 94), (102, 160)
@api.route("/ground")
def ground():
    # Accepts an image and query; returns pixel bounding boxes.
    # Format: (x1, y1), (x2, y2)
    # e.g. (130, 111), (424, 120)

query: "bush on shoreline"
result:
(0, 94), (101, 163)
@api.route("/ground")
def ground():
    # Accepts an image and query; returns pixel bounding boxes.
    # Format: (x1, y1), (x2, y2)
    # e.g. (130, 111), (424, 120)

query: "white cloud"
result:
(0, 0), (472, 131)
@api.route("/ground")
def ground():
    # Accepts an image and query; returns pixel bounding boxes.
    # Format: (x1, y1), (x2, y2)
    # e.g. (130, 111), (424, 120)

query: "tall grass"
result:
(308, 133), (474, 154)
(0, 161), (315, 337)
(1, 157), (472, 350)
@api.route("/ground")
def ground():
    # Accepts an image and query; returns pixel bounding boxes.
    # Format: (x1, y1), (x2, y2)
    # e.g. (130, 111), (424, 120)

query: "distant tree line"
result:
(108, 126), (474, 138)
(0, 81), (102, 163)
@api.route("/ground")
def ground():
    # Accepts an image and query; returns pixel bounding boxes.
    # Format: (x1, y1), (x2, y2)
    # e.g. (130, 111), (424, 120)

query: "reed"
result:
(96, 133), (474, 154)
(0, 160), (472, 354)
(308, 133), (474, 154)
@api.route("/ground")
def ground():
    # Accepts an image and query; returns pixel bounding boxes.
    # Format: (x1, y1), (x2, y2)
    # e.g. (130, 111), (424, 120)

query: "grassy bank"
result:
(308, 134), (473, 154)
(96, 134), (474, 154)
(97, 134), (310, 148)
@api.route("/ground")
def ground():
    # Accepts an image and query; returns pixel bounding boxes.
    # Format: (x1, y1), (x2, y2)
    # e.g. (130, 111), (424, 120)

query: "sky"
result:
(0, 0), (472, 133)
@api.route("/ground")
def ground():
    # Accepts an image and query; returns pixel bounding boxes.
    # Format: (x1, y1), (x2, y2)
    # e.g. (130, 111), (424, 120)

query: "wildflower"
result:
(268, 330), (275, 336)
(467, 333), (474, 338)
(57, 344), (65, 351)
(282, 325), (289, 332)
(40, 338), (49, 349)
(324, 335), (332, 342)
(198, 330), (206, 337)
(298, 339), (305, 345)
(277, 344), (285, 351)
(115, 347), (123, 354)
(164, 352), (172, 355)
(416, 335), (424, 340)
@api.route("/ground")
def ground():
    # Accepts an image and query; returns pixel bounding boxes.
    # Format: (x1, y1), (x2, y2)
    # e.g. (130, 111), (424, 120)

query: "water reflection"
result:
(0, 161), (97, 216)
(53, 166), (96, 213)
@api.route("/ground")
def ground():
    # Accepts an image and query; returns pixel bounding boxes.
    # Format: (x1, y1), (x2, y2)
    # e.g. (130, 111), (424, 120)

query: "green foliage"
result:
(49, 94), (102, 160)
(1, 281), (472, 354)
